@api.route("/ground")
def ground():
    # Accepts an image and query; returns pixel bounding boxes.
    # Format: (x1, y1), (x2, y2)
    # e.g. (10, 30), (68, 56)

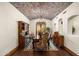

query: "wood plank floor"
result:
(12, 49), (72, 56)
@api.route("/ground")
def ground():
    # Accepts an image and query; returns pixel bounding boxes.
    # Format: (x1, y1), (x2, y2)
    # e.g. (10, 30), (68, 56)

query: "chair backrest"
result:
(36, 33), (49, 49)
(42, 33), (49, 47)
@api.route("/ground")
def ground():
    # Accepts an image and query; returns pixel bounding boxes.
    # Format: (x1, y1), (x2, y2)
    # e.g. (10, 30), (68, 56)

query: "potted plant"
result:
(45, 27), (50, 33)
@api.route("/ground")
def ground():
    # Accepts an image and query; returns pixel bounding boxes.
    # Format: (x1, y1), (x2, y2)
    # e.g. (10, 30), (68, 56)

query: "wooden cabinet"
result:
(18, 21), (25, 49)
(58, 35), (64, 48)
(19, 35), (25, 49)
(53, 32), (64, 48)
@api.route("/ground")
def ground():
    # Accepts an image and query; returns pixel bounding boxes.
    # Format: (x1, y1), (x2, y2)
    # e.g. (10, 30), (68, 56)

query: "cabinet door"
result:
(19, 35), (25, 48)
(58, 36), (64, 48)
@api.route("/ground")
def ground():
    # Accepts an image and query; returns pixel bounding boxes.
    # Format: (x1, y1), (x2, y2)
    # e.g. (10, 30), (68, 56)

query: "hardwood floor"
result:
(12, 49), (71, 56)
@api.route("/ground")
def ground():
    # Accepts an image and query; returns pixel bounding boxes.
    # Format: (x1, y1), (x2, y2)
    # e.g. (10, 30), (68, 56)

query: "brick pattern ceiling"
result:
(11, 2), (72, 20)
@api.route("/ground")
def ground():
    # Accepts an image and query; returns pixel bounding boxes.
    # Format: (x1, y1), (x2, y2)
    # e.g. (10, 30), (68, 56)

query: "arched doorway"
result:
(36, 22), (46, 37)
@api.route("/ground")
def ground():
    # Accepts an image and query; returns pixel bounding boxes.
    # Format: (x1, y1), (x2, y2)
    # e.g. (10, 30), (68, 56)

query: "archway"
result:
(36, 22), (46, 38)
(68, 15), (79, 35)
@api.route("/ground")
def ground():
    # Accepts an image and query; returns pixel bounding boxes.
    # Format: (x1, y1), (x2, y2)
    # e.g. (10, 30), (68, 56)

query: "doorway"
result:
(36, 22), (46, 37)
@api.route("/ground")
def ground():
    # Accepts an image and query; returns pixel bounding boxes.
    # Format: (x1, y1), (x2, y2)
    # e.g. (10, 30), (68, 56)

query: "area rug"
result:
(48, 40), (58, 51)
(24, 40), (33, 51)
(24, 40), (58, 51)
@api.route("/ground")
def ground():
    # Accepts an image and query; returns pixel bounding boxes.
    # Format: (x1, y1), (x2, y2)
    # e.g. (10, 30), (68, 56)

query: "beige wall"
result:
(52, 2), (79, 55)
(0, 3), (30, 55)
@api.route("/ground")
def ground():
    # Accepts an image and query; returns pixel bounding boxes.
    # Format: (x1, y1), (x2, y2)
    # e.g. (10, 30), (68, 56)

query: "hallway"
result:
(0, 2), (79, 56)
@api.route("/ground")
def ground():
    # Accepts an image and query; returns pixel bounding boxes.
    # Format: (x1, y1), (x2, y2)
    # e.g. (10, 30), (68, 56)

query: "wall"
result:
(52, 2), (79, 55)
(30, 18), (52, 36)
(51, 17), (59, 34)
(0, 3), (30, 55)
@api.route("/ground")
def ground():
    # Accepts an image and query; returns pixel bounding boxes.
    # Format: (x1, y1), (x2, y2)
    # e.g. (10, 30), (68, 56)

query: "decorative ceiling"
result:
(11, 2), (72, 20)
